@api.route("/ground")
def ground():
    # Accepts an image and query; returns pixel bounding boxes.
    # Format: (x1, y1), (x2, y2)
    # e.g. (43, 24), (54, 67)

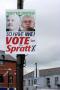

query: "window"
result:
(0, 74), (4, 83)
(28, 80), (30, 86)
(46, 78), (51, 88)
(34, 79), (37, 84)
(26, 87), (29, 90)
(55, 77), (58, 85)
(8, 72), (13, 84)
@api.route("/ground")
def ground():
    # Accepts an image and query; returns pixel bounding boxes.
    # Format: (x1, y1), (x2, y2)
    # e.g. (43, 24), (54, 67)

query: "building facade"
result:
(0, 51), (60, 89)
(0, 51), (16, 88)
(39, 68), (60, 89)
(24, 67), (60, 90)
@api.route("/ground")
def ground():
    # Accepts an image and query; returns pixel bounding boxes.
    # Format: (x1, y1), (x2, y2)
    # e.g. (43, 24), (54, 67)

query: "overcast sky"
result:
(24, 0), (60, 73)
(0, 0), (60, 74)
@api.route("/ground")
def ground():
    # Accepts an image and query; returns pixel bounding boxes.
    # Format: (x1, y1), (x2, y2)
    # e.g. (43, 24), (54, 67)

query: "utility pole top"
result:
(17, 0), (23, 9)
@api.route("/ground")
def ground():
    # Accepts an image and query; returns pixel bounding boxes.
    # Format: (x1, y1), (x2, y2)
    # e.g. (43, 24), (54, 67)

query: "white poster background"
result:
(6, 10), (36, 54)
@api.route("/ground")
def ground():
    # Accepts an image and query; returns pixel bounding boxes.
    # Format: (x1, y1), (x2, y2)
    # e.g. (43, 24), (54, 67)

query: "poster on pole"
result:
(5, 10), (36, 54)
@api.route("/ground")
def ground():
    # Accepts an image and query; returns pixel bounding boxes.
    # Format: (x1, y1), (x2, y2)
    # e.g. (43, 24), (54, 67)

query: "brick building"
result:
(0, 51), (16, 88)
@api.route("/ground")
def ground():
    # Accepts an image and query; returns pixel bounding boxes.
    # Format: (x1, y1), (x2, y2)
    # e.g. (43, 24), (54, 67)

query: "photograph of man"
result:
(21, 15), (35, 31)
(6, 14), (21, 31)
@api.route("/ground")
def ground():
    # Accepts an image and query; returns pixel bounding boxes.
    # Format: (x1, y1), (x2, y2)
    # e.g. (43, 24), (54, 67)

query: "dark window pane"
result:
(0, 74), (4, 83)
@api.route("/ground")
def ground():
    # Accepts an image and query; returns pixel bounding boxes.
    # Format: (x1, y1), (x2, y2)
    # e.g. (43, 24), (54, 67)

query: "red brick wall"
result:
(0, 61), (16, 87)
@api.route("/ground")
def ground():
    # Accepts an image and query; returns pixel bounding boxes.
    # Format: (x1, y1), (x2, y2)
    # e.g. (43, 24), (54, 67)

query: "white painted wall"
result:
(24, 75), (60, 90)
(37, 77), (46, 88)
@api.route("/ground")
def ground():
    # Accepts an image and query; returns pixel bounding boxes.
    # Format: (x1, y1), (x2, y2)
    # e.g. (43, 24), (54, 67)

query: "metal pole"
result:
(16, 1), (24, 90)
(35, 63), (37, 90)
(35, 63), (37, 78)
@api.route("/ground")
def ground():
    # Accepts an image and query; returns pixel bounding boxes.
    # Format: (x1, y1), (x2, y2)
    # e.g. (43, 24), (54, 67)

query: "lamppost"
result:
(35, 63), (37, 90)
(35, 63), (37, 78)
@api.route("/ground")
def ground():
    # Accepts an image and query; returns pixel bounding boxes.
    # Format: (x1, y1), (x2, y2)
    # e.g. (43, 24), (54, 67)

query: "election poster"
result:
(6, 10), (36, 54)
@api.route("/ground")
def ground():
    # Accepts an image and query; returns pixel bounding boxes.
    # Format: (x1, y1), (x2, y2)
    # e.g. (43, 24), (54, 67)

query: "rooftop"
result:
(0, 50), (16, 61)
(39, 67), (60, 76)
(24, 67), (60, 78)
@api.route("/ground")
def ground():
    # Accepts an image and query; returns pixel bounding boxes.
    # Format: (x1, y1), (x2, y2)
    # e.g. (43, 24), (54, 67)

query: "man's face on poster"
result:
(21, 16), (35, 31)
(6, 14), (20, 31)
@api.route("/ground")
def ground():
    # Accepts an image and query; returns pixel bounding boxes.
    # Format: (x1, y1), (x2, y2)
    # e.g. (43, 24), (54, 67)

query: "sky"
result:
(0, 0), (60, 74)
(24, 0), (60, 73)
